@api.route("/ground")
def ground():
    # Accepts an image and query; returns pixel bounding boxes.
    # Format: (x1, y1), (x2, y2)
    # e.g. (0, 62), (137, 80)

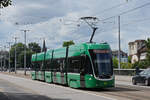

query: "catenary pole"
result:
(7, 42), (12, 73)
(118, 16), (121, 73)
(21, 29), (30, 75)
(14, 37), (18, 74)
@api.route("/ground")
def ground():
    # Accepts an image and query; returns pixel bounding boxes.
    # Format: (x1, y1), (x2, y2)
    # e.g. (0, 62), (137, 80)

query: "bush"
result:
(113, 57), (118, 68)
(121, 62), (132, 69)
(132, 60), (149, 69)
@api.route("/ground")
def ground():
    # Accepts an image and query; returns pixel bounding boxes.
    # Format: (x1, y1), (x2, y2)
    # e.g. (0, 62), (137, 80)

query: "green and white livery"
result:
(31, 42), (115, 88)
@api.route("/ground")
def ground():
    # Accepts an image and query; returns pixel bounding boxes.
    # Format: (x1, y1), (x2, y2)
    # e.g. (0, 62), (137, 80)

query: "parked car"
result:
(132, 68), (150, 86)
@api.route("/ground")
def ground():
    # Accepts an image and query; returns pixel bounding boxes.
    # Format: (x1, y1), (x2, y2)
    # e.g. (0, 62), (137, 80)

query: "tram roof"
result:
(31, 42), (110, 61)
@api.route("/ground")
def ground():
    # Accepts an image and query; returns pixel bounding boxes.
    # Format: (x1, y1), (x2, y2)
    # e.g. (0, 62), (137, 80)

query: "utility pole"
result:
(7, 42), (12, 73)
(118, 16), (121, 73)
(21, 29), (29, 75)
(14, 37), (18, 74)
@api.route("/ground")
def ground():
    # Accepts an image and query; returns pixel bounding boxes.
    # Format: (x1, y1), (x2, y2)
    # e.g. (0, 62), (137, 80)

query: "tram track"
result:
(85, 84), (150, 100)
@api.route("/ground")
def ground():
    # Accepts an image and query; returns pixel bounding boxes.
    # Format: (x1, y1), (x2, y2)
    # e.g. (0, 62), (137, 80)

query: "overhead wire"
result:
(99, 1), (150, 22)
(98, 17), (150, 34)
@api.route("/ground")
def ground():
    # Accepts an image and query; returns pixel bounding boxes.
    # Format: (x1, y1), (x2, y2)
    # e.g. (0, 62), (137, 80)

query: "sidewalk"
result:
(115, 75), (132, 82)
(115, 75), (133, 86)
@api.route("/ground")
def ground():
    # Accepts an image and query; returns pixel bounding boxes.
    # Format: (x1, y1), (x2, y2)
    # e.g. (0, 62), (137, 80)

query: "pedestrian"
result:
(135, 66), (140, 75)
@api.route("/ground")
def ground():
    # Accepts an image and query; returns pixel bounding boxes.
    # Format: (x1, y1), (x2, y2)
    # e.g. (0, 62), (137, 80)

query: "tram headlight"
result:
(89, 78), (92, 80)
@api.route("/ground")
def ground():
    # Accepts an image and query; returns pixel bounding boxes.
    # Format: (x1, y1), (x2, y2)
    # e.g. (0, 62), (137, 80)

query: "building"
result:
(128, 39), (147, 63)
(112, 50), (128, 63)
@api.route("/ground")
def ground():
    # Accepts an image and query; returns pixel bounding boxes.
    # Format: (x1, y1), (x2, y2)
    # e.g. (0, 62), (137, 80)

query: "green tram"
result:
(31, 42), (115, 88)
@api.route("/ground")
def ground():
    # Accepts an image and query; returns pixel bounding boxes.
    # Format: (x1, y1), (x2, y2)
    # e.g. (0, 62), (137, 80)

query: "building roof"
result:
(128, 39), (145, 45)
(112, 50), (128, 57)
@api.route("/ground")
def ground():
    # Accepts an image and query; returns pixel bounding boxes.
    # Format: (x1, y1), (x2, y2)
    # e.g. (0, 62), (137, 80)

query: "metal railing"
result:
(114, 69), (145, 76)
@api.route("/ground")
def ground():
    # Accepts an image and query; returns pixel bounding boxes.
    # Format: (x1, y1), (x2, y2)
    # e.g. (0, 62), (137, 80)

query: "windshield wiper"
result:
(99, 73), (111, 77)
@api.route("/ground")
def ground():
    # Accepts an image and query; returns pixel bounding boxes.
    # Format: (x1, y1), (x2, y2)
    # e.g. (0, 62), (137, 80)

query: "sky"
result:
(0, 0), (150, 53)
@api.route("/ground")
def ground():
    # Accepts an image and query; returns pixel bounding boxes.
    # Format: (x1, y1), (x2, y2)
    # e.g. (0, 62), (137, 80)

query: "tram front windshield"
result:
(90, 50), (113, 79)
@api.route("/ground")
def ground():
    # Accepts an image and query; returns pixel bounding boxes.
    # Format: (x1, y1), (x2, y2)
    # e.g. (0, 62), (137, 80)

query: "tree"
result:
(10, 42), (42, 69)
(145, 38), (150, 66)
(10, 43), (25, 68)
(0, 0), (12, 8)
(63, 40), (75, 47)
(28, 42), (41, 53)
(18, 50), (34, 68)
(113, 57), (118, 68)
(128, 56), (131, 63)
(0, 50), (9, 70)
(121, 62), (132, 69)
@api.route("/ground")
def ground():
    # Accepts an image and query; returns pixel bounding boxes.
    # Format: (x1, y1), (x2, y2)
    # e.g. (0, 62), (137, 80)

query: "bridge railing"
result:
(114, 69), (145, 76)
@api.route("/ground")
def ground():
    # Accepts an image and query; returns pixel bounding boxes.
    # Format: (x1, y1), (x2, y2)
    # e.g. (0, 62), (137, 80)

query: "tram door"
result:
(60, 59), (65, 84)
(80, 56), (86, 88)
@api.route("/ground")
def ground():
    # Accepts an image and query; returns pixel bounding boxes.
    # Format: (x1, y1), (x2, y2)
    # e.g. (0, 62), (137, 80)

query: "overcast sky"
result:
(0, 0), (150, 53)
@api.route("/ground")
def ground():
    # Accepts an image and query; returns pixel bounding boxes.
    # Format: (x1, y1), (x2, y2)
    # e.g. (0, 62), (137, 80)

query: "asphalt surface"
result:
(0, 73), (113, 100)
(0, 78), (68, 100)
(1, 73), (150, 100)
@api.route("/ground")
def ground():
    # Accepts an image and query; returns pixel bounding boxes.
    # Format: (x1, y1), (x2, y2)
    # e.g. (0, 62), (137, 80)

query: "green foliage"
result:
(9, 42), (41, 69)
(132, 60), (149, 69)
(128, 56), (131, 63)
(0, 0), (12, 8)
(112, 57), (118, 68)
(28, 42), (41, 53)
(10, 43), (25, 68)
(113, 57), (133, 69)
(146, 38), (150, 65)
(131, 38), (150, 69)
(18, 50), (34, 68)
(121, 62), (132, 69)
(138, 60), (149, 69)
(63, 40), (75, 47)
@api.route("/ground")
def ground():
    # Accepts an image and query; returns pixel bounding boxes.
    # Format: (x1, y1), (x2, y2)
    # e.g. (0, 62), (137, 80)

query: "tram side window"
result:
(40, 61), (43, 70)
(35, 61), (41, 71)
(52, 59), (60, 72)
(45, 60), (51, 71)
(59, 59), (65, 72)
(31, 62), (36, 70)
(68, 56), (81, 73)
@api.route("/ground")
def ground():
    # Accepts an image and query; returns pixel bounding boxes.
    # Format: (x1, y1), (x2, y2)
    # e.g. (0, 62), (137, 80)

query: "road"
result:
(0, 78), (57, 100)
(0, 73), (150, 100)
(0, 73), (113, 100)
